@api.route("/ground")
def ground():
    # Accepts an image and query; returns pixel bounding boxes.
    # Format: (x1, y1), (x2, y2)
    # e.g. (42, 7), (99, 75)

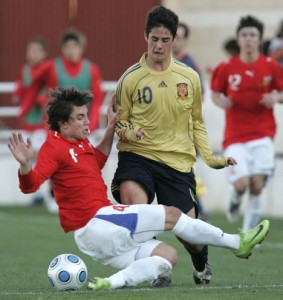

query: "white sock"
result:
(172, 214), (240, 250)
(243, 194), (263, 232)
(106, 256), (172, 289)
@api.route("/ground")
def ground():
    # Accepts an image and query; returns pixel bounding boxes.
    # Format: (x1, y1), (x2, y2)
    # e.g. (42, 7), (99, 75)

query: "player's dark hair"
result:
(47, 87), (93, 132)
(223, 38), (240, 56)
(236, 15), (264, 39)
(61, 29), (87, 47)
(178, 22), (190, 39)
(261, 39), (271, 56)
(145, 5), (179, 38)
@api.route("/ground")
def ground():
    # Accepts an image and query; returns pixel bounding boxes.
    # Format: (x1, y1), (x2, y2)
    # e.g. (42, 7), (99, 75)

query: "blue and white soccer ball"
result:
(47, 253), (88, 291)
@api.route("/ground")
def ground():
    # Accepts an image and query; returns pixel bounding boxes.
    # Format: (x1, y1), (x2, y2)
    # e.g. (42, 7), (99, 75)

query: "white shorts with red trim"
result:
(74, 204), (165, 269)
(224, 137), (275, 183)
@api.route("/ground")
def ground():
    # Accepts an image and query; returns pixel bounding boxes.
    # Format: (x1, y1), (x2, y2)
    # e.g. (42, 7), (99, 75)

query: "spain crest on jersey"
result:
(177, 83), (188, 100)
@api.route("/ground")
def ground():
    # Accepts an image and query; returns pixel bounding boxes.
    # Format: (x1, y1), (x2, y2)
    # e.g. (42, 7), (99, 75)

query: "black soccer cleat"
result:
(193, 263), (212, 285)
(151, 271), (172, 288)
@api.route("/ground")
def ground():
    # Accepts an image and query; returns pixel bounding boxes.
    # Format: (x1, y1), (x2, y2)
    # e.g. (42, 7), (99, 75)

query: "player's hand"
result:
(219, 95), (233, 109)
(227, 157), (237, 166)
(8, 133), (34, 166)
(211, 92), (232, 109)
(107, 95), (122, 127)
(260, 92), (278, 108)
(136, 128), (145, 140)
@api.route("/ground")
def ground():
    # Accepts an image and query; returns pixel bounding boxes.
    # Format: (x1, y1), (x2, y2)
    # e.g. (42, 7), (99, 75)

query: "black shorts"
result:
(111, 152), (198, 214)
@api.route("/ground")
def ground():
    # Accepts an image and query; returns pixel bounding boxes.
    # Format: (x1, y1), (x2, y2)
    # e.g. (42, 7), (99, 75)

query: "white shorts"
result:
(224, 137), (275, 183)
(74, 204), (165, 270)
(21, 129), (47, 151)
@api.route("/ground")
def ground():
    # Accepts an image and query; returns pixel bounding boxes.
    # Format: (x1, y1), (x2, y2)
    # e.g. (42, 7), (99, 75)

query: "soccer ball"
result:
(47, 253), (88, 291)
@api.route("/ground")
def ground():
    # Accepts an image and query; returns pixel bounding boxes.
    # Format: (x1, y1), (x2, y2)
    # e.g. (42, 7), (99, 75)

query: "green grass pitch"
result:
(1, 206), (283, 300)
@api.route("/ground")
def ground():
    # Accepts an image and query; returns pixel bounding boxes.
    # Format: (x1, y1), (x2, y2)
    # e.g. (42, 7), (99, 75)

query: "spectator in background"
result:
(206, 37), (240, 77)
(261, 39), (271, 56)
(172, 21), (207, 221)
(26, 29), (104, 132)
(172, 22), (205, 92)
(211, 15), (283, 232)
(223, 38), (240, 58)
(13, 36), (48, 140)
(268, 20), (283, 68)
(12, 36), (49, 206)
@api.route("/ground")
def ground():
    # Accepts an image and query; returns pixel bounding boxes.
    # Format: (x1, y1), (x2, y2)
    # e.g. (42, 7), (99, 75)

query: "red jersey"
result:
(14, 63), (47, 130)
(18, 131), (111, 232)
(211, 55), (283, 149)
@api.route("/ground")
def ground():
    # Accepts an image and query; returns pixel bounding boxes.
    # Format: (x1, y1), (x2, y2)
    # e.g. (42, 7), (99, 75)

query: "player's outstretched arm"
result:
(8, 132), (33, 175)
(96, 95), (122, 156)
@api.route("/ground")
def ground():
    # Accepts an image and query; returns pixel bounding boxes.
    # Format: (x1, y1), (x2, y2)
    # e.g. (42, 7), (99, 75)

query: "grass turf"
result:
(0, 205), (282, 300)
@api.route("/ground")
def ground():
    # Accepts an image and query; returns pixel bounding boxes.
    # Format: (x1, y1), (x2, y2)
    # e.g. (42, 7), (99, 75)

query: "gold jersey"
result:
(115, 53), (228, 172)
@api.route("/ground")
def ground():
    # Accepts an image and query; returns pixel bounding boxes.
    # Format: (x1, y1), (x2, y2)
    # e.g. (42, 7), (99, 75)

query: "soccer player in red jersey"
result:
(13, 37), (49, 145)
(211, 15), (283, 231)
(8, 87), (270, 291)
(12, 37), (49, 206)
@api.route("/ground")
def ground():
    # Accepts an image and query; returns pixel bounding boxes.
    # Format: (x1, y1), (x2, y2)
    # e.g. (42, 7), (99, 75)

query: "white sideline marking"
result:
(1, 284), (283, 296)
(125, 284), (283, 292)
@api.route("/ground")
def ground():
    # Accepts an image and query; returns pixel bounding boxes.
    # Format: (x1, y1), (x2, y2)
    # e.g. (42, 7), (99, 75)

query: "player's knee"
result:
(234, 179), (249, 195)
(164, 206), (182, 225)
(250, 177), (266, 195)
(235, 183), (248, 196)
(250, 186), (263, 195)
(151, 243), (178, 266)
(186, 207), (196, 218)
(120, 180), (148, 204)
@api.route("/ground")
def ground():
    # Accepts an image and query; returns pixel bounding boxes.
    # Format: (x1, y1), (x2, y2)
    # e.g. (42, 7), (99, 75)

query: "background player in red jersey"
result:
(12, 36), (49, 206)
(25, 29), (104, 132)
(211, 15), (283, 232)
(12, 36), (49, 149)
(7, 87), (269, 291)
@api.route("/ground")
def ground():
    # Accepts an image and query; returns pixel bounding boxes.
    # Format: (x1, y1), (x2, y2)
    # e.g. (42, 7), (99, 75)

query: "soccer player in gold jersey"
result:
(112, 5), (237, 286)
